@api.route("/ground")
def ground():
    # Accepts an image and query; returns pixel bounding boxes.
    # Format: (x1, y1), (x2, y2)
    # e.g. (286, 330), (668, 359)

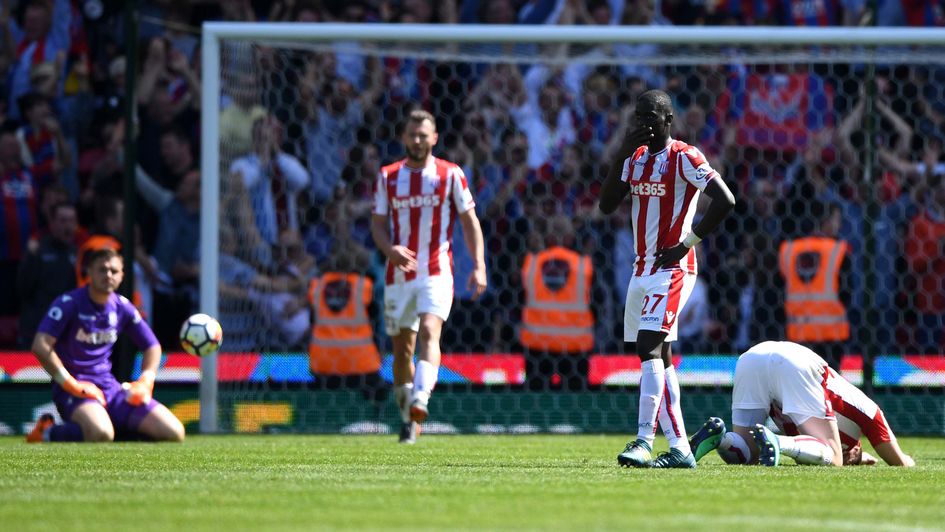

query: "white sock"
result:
(658, 365), (690, 454)
(718, 432), (751, 464)
(636, 358), (665, 446)
(394, 384), (413, 423)
(778, 435), (834, 466)
(413, 360), (438, 396)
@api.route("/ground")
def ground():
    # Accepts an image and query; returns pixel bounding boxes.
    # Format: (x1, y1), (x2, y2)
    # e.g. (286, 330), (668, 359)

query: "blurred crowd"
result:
(1, 0), (944, 357)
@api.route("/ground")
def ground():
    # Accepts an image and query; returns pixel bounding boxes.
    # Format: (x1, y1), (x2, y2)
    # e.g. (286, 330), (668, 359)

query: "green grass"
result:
(2, 435), (944, 531)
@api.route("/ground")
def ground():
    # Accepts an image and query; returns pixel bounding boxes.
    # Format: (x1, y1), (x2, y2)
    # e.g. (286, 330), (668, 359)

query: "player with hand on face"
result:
(599, 90), (735, 468)
(26, 248), (185, 443)
(688, 341), (915, 467)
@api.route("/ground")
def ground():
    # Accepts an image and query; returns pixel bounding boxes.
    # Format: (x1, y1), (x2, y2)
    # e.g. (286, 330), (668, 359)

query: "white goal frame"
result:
(199, 22), (945, 433)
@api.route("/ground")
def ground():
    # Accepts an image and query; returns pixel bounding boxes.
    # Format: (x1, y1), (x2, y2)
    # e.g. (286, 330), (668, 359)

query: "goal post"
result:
(199, 22), (945, 434)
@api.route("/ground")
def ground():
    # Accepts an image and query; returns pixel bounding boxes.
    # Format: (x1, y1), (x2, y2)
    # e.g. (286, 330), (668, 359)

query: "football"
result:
(179, 313), (223, 357)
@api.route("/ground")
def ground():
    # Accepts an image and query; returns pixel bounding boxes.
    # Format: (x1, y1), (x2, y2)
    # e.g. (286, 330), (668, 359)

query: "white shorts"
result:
(732, 342), (834, 423)
(623, 270), (696, 342)
(383, 275), (453, 335)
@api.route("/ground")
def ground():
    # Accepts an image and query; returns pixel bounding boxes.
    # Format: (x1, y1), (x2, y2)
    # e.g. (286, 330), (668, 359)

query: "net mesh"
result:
(210, 33), (945, 435)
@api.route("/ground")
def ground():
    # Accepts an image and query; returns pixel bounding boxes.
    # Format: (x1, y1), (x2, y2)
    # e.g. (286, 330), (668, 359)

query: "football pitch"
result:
(3, 435), (944, 531)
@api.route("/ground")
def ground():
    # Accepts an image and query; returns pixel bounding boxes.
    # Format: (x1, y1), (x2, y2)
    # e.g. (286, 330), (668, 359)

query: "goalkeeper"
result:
(688, 341), (914, 467)
(26, 248), (185, 443)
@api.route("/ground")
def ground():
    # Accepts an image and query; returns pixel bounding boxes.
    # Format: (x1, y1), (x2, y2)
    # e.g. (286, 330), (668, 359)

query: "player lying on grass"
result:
(26, 248), (185, 443)
(687, 341), (914, 467)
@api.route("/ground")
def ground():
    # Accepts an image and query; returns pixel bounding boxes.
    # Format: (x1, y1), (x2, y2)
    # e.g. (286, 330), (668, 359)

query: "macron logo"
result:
(665, 310), (676, 324)
(391, 195), (441, 210)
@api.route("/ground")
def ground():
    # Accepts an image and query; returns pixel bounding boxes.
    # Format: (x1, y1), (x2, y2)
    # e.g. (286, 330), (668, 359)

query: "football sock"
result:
(719, 432), (752, 464)
(414, 360), (438, 396)
(394, 384), (413, 423)
(778, 435), (834, 466)
(49, 422), (84, 442)
(659, 365), (691, 454)
(636, 358), (665, 446)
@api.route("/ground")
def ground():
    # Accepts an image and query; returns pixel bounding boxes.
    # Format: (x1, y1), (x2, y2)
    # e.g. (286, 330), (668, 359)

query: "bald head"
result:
(638, 90), (673, 115)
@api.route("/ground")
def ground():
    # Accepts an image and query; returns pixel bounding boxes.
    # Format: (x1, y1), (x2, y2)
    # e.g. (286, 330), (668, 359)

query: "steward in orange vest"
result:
(307, 272), (381, 375)
(520, 246), (594, 353)
(777, 202), (850, 370)
(519, 216), (595, 391)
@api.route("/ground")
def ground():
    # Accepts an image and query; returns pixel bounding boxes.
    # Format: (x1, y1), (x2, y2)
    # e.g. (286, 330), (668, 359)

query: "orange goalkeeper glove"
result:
(62, 377), (106, 407)
(122, 370), (155, 406)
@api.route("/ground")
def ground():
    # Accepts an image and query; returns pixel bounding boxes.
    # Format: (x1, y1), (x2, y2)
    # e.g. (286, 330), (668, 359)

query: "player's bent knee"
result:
(83, 424), (115, 442)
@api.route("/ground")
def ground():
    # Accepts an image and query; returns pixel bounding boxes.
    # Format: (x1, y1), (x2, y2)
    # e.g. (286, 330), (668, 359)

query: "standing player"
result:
(599, 90), (735, 468)
(26, 248), (185, 443)
(371, 109), (487, 444)
(687, 341), (915, 467)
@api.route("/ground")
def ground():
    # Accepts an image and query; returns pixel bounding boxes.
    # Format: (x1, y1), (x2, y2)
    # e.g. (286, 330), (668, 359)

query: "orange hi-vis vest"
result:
(520, 246), (594, 353)
(779, 236), (850, 343)
(308, 272), (381, 375)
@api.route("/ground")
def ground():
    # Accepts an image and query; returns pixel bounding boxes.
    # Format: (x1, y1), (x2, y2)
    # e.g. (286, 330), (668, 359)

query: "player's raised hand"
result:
(654, 243), (689, 270)
(388, 245), (417, 272)
(622, 126), (654, 153)
(62, 378), (106, 407)
(468, 266), (488, 300)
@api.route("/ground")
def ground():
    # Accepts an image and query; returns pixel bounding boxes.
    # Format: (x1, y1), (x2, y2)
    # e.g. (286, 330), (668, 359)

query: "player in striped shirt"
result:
(688, 341), (915, 467)
(371, 109), (487, 444)
(599, 90), (735, 468)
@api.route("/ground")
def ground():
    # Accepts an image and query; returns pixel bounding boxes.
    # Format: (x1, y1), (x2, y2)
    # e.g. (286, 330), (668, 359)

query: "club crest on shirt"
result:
(657, 159), (668, 175)
(108, 312), (118, 326)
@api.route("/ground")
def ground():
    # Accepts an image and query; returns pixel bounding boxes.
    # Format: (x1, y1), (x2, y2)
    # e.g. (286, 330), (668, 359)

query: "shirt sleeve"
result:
(678, 145), (719, 191)
(618, 156), (633, 183)
(277, 154), (310, 192)
(230, 157), (259, 189)
(119, 297), (160, 351)
(373, 169), (389, 216)
(36, 293), (77, 340)
(451, 166), (476, 214)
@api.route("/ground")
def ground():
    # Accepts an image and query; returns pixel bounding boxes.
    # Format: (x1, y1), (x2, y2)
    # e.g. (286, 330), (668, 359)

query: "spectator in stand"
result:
(17, 201), (78, 348)
(502, 65), (576, 174)
(136, 37), (201, 175)
(4, 0), (72, 120)
(16, 92), (71, 193)
(217, 223), (310, 351)
(340, 142), (384, 248)
(874, 0), (945, 26)
(230, 115), (310, 248)
(220, 70), (267, 162)
(301, 53), (383, 203)
(29, 183), (88, 248)
(904, 173), (945, 354)
(763, 0), (863, 26)
(0, 123), (40, 319)
(138, 167), (201, 343)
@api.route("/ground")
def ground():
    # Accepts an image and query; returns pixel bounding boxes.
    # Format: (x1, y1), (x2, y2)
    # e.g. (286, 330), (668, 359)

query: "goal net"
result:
(198, 24), (945, 435)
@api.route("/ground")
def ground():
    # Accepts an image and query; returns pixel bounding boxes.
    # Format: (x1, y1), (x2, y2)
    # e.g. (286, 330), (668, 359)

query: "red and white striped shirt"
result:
(771, 368), (893, 452)
(619, 138), (719, 277)
(373, 157), (475, 285)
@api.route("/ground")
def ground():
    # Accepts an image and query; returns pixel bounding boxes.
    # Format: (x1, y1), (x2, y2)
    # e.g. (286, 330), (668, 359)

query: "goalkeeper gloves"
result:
(61, 376), (107, 407)
(122, 370), (155, 406)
